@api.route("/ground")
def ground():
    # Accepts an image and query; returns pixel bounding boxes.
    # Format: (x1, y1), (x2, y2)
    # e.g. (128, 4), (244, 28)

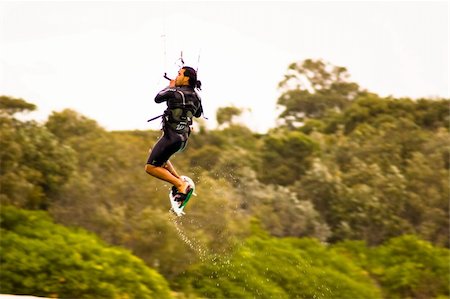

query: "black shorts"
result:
(146, 128), (189, 166)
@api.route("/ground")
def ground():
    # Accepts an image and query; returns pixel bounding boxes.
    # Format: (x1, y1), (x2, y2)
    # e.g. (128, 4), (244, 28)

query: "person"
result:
(145, 66), (203, 205)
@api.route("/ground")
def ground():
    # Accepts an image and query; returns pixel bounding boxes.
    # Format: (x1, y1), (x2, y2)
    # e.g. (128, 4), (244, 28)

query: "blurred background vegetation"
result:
(1, 59), (449, 298)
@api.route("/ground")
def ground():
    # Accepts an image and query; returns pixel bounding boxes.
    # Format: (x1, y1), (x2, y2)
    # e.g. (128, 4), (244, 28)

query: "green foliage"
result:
(1, 57), (449, 298)
(324, 95), (450, 134)
(188, 124), (261, 188)
(45, 109), (117, 174)
(369, 236), (448, 298)
(0, 95), (36, 116)
(177, 234), (382, 299)
(46, 109), (105, 140)
(0, 206), (171, 298)
(259, 130), (318, 185)
(370, 235), (450, 298)
(44, 113), (251, 279)
(277, 59), (363, 126)
(233, 171), (331, 240)
(335, 235), (450, 299)
(293, 93), (449, 245)
(297, 145), (448, 246)
(0, 102), (77, 209)
(216, 106), (243, 127)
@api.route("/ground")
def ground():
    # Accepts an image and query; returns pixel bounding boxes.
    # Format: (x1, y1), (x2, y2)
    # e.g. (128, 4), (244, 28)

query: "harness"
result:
(163, 107), (193, 133)
(148, 88), (200, 134)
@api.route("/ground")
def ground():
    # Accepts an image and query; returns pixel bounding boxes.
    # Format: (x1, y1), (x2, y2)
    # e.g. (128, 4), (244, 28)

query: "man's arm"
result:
(155, 80), (177, 103)
(155, 88), (176, 103)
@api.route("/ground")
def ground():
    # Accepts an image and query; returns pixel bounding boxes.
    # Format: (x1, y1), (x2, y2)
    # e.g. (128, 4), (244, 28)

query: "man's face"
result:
(175, 68), (190, 86)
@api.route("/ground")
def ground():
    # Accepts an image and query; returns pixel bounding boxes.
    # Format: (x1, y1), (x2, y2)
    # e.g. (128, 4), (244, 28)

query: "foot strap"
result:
(174, 186), (194, 206)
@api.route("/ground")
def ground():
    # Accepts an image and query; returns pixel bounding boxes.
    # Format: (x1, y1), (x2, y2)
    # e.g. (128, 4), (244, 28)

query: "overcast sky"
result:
(1, 1), (448, 132)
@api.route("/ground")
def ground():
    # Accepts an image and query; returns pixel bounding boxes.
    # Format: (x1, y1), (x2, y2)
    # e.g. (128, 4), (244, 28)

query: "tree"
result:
(0, 99), (76, 209)
(368, 236), (449, 298)
(232, 167), (331, 240)
(176, 234), (382, 299)
(0, 95), (36, 116)
(216, 106), (243, 127)
(324, 96), (450, 134)
(299, 103), (449, 245)
(277, 59), (364, 128)
(46, 109), (104, 141)
(0, 206), (172, 299)
(258, 130), (318, 185)
(404, 148), (449, 246)
(334, 236), (450, 299)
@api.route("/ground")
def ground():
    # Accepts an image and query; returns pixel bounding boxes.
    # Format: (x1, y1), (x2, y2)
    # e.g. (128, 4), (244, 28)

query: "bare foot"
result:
(176, 180), (190, 194)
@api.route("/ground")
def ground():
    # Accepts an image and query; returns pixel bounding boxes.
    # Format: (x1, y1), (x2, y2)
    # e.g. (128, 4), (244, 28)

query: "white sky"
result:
(1, 1), (448, 133)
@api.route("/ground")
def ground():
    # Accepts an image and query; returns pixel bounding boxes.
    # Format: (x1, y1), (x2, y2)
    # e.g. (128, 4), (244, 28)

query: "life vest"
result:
(163, 87), (200, 133)
(164, 107), (193, 133)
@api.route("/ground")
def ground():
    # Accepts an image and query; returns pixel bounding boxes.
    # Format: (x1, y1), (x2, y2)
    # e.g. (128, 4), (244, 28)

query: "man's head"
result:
(175, 66), (197, 87)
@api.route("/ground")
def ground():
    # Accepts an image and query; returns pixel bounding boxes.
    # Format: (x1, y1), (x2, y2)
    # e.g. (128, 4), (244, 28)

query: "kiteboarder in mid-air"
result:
(145, 66), (203, 209)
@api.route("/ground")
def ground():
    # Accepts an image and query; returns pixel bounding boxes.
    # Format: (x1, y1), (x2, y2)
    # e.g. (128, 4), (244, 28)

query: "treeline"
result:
(176, 226), (449, 299)
(1, 59), (449, 298)
(2, 207), (448, 298)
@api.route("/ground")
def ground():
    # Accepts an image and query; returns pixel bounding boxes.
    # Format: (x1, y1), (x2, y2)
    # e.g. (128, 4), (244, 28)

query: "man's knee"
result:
(145, 164), (155, 174)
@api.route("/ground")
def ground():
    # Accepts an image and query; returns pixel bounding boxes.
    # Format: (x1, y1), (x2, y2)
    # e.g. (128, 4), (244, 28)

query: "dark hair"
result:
(182, 66), (201, 90)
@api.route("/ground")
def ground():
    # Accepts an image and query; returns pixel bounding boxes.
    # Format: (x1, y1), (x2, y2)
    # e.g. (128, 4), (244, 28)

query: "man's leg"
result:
(145, 163), (189, 193)
(163, 160), (180, 178)
(164, 161), (190, 194)
(145, 131), (189, 194)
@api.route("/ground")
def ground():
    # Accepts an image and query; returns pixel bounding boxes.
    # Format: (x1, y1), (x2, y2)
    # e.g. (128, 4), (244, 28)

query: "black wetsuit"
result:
(147, 86), (203, 166)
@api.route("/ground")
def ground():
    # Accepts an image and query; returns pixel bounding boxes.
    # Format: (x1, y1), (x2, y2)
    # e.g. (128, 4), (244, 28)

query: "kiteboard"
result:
(169, 175), (196, 216)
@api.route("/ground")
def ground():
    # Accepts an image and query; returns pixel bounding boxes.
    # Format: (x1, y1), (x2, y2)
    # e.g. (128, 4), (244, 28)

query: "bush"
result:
(334, 236), (450, 299)
(368, 235), (450, 299)
(0, 206), (172, 299)
(177, 233), (381, 299)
